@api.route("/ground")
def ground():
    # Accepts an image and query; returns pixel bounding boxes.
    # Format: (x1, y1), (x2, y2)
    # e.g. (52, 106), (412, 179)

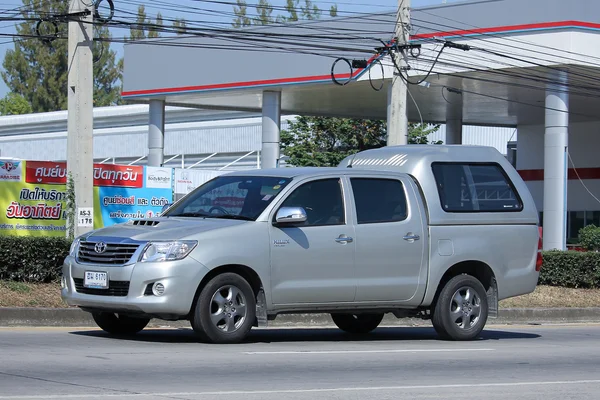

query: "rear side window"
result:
(431, 163), (523, 213)
(350, 178), (408, 224)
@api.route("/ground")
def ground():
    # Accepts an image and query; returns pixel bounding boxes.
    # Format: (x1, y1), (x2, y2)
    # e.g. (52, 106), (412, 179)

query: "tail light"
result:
(536, 227), (543, 272)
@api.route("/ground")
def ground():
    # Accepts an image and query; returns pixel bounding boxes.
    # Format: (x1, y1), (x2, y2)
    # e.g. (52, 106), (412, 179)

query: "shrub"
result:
(540, 250), (600, 289)
(578, 224), (600, 251)
(0, 236), (71, 283)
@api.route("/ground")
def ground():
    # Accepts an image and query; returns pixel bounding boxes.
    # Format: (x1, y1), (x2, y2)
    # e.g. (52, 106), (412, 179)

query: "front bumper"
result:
(60, 255), (209, 319)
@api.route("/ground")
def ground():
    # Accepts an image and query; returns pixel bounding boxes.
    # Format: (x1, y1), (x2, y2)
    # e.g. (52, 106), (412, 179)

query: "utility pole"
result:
(387, 0), (410, 146)
(67, 0), (95, 237)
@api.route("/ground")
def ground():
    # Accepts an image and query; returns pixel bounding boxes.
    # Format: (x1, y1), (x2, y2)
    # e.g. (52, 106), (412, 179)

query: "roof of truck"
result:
(338, 145), (504, 169)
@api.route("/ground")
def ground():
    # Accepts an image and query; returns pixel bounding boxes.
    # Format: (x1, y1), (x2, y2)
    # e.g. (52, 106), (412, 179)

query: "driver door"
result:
(268, 177), (356, 305)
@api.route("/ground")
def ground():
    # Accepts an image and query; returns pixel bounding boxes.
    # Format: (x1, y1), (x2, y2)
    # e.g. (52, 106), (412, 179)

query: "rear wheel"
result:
(432, 274), (488, 341)
(331, 313), (384, 334)
(191, 273), (256, 344)
(91, 312), (150, 335)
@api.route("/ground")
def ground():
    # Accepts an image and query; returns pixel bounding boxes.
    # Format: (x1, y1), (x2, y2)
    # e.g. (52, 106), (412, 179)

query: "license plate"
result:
(84, 271), (108, 289)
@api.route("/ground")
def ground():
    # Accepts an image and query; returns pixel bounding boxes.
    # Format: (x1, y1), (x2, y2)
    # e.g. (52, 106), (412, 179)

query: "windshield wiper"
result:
(171, 212), (212, 218)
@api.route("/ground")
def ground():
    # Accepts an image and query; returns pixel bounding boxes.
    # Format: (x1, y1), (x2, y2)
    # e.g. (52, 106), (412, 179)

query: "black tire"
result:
(432, 274), (488, 341)
(331, 313), (384, 334)
(91, 312), (150, 335)
(191, 273), (256, 344)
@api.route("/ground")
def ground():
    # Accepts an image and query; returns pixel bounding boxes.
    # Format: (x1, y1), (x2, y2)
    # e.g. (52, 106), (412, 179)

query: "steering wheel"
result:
(209, 206), (229, 215)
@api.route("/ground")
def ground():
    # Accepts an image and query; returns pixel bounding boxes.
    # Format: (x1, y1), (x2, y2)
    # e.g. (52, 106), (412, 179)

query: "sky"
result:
(0, 0), (458, 98)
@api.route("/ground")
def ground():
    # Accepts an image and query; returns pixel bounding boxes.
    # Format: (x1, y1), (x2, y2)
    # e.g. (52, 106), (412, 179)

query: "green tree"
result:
(233, 0), (337, 27)
(2, 0), (122, 112)
(127, 5), (163, 40)
(173, 18), (188, 35)
(281, 118), (442, 167)
(0, 93), (32, 116)
(408, 123), (443, 144)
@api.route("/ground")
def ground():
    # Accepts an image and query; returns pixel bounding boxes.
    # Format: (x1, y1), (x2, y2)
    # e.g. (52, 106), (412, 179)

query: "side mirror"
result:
(275, 207), (307, 224)
(161, 203), (172, 214)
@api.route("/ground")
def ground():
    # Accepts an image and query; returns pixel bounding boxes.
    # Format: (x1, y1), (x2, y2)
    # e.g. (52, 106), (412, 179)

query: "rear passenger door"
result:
(350, 175), (427, 303)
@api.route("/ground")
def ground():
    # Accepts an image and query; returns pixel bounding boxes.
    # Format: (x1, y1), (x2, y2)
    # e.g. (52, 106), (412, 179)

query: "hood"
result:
(84, 217), (249, 242)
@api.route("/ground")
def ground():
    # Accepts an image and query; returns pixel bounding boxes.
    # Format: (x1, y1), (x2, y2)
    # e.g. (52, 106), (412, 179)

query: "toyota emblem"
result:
(94, 242), (107, 254)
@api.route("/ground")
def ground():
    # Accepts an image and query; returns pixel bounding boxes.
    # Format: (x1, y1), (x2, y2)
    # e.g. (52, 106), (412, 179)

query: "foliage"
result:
(408, 123), (443, 144)
(0, 92), (32, 116)
(281, 117), (385, 167)
(0, 236), (70, 283)
(540, 251), (600, 289)
(281, 117), (442, 167)
(2, 0), (122, 112)
(173, 18), (188, 35)
(127, 5), (163, 40)
(578, 224), (600, 251)
(233, 0), (337, 27)
(65, 172), (76, 241)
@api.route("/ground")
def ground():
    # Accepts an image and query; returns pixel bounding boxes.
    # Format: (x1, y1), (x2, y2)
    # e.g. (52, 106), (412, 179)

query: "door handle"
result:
(403, 233), (420, 241)
(335, 235), (353, 244)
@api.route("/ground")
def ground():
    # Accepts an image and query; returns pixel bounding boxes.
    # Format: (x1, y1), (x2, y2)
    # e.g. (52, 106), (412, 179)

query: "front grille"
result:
(73, 278), (130, 296)
(77, 241), (140, 265)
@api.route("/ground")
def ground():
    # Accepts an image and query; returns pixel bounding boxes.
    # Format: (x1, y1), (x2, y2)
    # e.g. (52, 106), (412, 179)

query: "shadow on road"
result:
(68, 326), (541, 344)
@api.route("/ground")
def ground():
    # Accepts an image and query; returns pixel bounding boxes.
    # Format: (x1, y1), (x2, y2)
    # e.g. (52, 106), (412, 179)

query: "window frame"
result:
(273, 177), (347, 227)
(349, 177), (409, 225)
(431, 161), (524, 214)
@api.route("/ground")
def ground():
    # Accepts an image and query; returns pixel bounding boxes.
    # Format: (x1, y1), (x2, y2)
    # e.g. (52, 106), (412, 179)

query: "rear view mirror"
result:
(275, 207), (307, 224)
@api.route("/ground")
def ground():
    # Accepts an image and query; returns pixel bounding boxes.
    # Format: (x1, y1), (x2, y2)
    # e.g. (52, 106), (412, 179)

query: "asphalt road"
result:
(1, 323), (600, 399)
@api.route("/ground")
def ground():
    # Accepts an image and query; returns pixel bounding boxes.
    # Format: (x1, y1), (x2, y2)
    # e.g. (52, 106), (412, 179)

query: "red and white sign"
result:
(26, 161), (67, 185)
(26, 161), (144, 188)
(93, 164), (143, 188)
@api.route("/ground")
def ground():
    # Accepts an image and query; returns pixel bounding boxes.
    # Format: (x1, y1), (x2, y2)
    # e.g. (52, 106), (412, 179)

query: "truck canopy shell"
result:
(338, 145), (539, 226)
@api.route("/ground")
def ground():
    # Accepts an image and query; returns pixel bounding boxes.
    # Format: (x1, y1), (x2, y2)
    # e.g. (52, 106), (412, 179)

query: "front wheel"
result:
(92, 312), (150, 335)
(191, 273), (256, 344)
(432, 274), (488, 341)
(331, 313), (384, 334)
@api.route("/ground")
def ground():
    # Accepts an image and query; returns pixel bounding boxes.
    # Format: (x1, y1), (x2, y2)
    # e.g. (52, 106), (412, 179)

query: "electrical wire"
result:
(412, 7), (600, 70)
(407, 86), (423, 126)
(568, 150), (600, 207)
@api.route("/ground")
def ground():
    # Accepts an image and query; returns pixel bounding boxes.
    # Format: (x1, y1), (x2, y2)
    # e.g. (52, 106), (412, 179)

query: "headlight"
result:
(69, 238), (81, 257)
(140, 241), (197, 263)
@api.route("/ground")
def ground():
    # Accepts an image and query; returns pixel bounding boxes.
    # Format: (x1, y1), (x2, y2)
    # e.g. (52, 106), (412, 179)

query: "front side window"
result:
(432, 163), (522, 213)
(351, 178), (407, 224)
(165, 175), (292, 221)
(279, 178), (345, 226)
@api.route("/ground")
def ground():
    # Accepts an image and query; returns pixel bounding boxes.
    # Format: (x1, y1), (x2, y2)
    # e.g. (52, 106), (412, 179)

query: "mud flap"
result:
(487, 277), (498, 318)
(255, 289), (268, 327)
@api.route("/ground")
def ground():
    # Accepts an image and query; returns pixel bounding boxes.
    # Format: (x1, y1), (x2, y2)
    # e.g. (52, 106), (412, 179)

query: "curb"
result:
(1, 307), (600, 328)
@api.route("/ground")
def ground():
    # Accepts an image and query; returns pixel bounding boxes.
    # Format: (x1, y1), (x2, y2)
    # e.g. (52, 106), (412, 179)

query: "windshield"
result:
(164, 175), (293, 221)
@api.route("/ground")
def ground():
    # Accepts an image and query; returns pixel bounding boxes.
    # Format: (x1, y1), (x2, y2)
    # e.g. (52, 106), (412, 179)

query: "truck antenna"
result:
(347, 152), (358, 168)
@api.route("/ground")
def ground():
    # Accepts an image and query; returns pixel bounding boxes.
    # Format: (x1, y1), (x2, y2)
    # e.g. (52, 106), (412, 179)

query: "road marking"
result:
(243, 348), (495, 355)
(1, 379), (600, 399)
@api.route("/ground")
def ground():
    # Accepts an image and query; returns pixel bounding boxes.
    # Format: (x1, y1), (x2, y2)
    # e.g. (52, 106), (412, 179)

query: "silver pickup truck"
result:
(61, 145), (542, 343)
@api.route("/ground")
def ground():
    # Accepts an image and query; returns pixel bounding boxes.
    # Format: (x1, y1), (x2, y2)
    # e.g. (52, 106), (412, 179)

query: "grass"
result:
(1, 282), (600, 309)
(0, 281), (68, 308)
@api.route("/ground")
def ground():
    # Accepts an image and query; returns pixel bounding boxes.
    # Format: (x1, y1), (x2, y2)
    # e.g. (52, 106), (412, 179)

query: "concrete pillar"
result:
(445, 88), (463, 145)
(261, 91), (281, 169)
(387, 81), (408, 146)
(543, 70), (569, 251)
(148, 99), (165, 167)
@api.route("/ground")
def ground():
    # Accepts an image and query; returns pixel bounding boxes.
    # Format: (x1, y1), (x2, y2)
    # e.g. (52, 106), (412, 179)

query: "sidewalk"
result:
(2, 307), (600, 328)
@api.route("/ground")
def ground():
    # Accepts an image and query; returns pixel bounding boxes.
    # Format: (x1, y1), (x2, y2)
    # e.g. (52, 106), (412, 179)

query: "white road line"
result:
(1, 379), (600, 399)
(243, 348), (496, 355)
